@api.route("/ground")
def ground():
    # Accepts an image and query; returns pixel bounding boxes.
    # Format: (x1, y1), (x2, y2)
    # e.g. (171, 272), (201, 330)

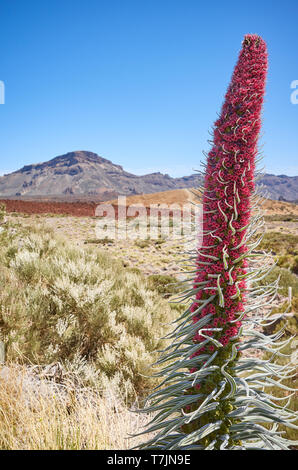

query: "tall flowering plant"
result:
(137, 35), (297, 450)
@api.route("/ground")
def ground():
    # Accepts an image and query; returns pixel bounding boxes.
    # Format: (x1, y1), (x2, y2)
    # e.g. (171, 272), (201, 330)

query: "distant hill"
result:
(108, 189), (298, 217)
(256, 173), (298, 202)
(0, 150), (297, 202)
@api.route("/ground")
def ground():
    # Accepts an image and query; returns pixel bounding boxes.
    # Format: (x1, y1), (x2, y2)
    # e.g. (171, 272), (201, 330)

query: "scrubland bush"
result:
(147, 274), (181, 296)
(134, 239), (151, 249)
(259, 232), (298, 255)
(258, 231), (298, 275)
(264, 215), (298, 223)
(84, 237), (114, 245)
(0, 224), (180, 399)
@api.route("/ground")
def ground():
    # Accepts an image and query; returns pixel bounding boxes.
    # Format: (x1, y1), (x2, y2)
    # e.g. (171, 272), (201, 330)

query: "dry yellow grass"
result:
(108, 189), (298, 216)
(0, 365), (153, 450)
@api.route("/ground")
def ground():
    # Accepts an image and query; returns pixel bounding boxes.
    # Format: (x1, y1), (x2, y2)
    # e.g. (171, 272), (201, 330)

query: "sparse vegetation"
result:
(134, 238), (167, 250)
(259, 232), (298, 256)
(0, 200), (297, 449)
(84, 237), (114, 245)
(147, 274), (181, 297)
(256, 265), (298, 297)
(262, 298), (298, 443)
(264, 214), (298, 223)
(134, 239), (151, 249)
(0, 204), (6, 223)
(138, 35), (297, 450)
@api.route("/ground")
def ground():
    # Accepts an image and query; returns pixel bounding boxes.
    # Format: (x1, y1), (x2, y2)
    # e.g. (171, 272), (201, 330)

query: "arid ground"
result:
(5, 190), (298, 277)
(0, 193), (297, 449)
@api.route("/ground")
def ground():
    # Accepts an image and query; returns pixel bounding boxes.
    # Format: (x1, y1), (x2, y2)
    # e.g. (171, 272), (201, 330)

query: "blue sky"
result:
(0, 0), (297, 177)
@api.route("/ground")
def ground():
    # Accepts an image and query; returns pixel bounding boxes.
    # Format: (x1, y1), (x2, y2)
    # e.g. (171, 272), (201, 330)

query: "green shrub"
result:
(147, 274), (181, 297)
(292, 256), (298, 275)
(263, 300), (298, 443)
(277, 254), (293, 269)
(264, 215), (298, 223)
(134, 239), (151, 249)
(258, 266), (298, 297)
(0, 225), (180, 399)
(0, 204), (6, 223)
(84, 238), (114, 245)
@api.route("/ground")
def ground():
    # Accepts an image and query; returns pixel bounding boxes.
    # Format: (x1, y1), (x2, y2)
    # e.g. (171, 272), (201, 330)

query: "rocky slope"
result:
(0, 151), (297, 201)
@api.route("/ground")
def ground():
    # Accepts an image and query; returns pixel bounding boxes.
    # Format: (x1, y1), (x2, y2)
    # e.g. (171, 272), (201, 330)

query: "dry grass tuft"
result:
(0, 364), (153, 450)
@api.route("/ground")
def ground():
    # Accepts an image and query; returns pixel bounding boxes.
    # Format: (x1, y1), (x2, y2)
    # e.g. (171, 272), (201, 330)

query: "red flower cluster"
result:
(191, 35), (268, 355)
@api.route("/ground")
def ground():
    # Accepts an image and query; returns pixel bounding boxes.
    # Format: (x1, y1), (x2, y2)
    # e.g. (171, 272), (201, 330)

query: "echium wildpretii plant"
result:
(136, 35), (298, 450)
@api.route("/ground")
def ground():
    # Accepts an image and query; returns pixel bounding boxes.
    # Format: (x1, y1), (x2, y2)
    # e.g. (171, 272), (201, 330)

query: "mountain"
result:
(255, 173), (298, 202)
(0, 151), (297, 202)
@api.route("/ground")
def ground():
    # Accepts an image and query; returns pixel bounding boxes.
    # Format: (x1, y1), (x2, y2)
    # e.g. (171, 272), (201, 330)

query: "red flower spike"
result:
(192, 34), (268, 353)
